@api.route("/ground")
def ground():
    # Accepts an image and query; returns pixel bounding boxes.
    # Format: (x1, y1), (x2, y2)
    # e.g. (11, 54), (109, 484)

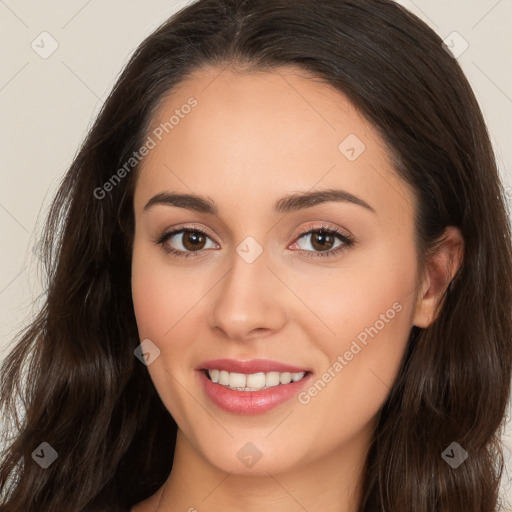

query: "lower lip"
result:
(197, 370), (313, 414)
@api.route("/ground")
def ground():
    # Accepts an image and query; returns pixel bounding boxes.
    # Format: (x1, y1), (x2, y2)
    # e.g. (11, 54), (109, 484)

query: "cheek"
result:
(297, 236), (417, 348)
(131, 262), (169, 340)
(131, 245), (199, 427)
(295, 253), (416, 444)
(131, 241), (193, 339)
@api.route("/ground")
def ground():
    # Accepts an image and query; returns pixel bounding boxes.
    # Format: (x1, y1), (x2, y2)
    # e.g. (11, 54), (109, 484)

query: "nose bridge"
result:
(208, 239), (287, 340)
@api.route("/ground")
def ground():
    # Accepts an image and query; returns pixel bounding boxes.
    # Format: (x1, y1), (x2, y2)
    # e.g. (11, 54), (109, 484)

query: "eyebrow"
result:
(143, 188), (376, 215)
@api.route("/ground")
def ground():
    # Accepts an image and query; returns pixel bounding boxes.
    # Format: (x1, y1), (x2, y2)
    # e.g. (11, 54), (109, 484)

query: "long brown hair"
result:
(1, 1), (511, 510)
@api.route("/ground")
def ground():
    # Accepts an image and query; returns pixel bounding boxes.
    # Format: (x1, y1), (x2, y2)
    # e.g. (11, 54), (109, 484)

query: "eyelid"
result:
(155, 223), (219, 245)
(294, 222), (352, 239)
(156, 222), (351, 243)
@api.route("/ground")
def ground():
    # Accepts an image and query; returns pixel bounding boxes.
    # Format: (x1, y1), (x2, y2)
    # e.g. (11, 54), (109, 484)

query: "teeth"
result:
(266, 371), (280, 387)
(280, 372), (292, 384)
(207, 369), (306, 391)
(246, 372), (266, 388)
(229, 372), (246, 388)
(218, 370), (230, 386)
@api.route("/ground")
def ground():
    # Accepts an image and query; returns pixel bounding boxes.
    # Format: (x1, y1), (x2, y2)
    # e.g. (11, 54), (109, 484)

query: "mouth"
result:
(196, 358), (313, 414)
(202, 368), (309, 391)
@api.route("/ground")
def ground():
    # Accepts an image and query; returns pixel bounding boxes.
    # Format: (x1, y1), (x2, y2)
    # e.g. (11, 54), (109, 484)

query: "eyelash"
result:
(155, 224), (355, 260)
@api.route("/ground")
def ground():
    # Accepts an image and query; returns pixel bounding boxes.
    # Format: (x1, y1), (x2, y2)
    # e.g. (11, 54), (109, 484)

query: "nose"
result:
(208, 248), (288, 342)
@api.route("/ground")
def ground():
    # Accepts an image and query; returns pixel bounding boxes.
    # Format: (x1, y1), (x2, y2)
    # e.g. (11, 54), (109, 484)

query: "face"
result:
(131, 66), (422, 477)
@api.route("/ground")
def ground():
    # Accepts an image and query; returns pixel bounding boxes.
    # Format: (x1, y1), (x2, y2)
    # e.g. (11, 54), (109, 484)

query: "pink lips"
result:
(197, 358), (311, 374)
(196, 358), (312, 415)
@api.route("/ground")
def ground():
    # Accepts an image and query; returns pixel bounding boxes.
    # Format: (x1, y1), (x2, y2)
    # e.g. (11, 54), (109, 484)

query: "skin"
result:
(130, 65), (463, 512)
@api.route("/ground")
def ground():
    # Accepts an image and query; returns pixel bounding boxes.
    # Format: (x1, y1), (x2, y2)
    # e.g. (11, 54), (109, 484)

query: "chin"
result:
(195, 434), (309, 476)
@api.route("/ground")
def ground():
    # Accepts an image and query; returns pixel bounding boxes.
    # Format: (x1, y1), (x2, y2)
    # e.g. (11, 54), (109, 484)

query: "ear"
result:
(413, 226), (464, 328)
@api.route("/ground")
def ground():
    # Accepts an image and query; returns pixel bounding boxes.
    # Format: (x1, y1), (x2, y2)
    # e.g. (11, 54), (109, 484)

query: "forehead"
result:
(147, 65), (373, 159)
(134, 66), (413, 223)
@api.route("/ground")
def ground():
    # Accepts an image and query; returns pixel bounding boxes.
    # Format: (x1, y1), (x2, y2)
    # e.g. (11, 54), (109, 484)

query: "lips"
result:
(197, 358), (311, 374)
(195, 358), (313, 414)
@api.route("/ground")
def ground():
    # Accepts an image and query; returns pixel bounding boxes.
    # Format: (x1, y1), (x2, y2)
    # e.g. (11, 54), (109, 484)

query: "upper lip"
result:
(197, 358), (311, 374)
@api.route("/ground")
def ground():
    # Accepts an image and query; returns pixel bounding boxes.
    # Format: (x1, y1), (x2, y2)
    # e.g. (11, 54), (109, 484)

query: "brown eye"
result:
(291, 225), (355, 259)
(157, 227), (219, 258)
(295, 228), (347, 253)
(309, 230), (337, 251)
(180, 230), (207, 251)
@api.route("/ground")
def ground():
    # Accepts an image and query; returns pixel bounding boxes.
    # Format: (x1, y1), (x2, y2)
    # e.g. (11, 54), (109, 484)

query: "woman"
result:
(1, 0), (511, 510)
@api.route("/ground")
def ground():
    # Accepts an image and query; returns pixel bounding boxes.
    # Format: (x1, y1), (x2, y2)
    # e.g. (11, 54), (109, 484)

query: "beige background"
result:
(0, 0), (511, 505)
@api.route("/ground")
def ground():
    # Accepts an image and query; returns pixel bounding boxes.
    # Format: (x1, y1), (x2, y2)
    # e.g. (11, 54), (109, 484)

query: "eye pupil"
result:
(183, 231), (206, 250)
(311, 230), (335, 251)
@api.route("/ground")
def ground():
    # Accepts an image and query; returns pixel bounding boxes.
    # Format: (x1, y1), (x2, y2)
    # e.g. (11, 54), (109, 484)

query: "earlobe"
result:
(412, 226), (464, 328)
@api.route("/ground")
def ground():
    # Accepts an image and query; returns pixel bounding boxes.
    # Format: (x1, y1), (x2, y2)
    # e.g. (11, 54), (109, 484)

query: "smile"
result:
(196, 358), (313, 414)
(206, 369), (307, 391)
